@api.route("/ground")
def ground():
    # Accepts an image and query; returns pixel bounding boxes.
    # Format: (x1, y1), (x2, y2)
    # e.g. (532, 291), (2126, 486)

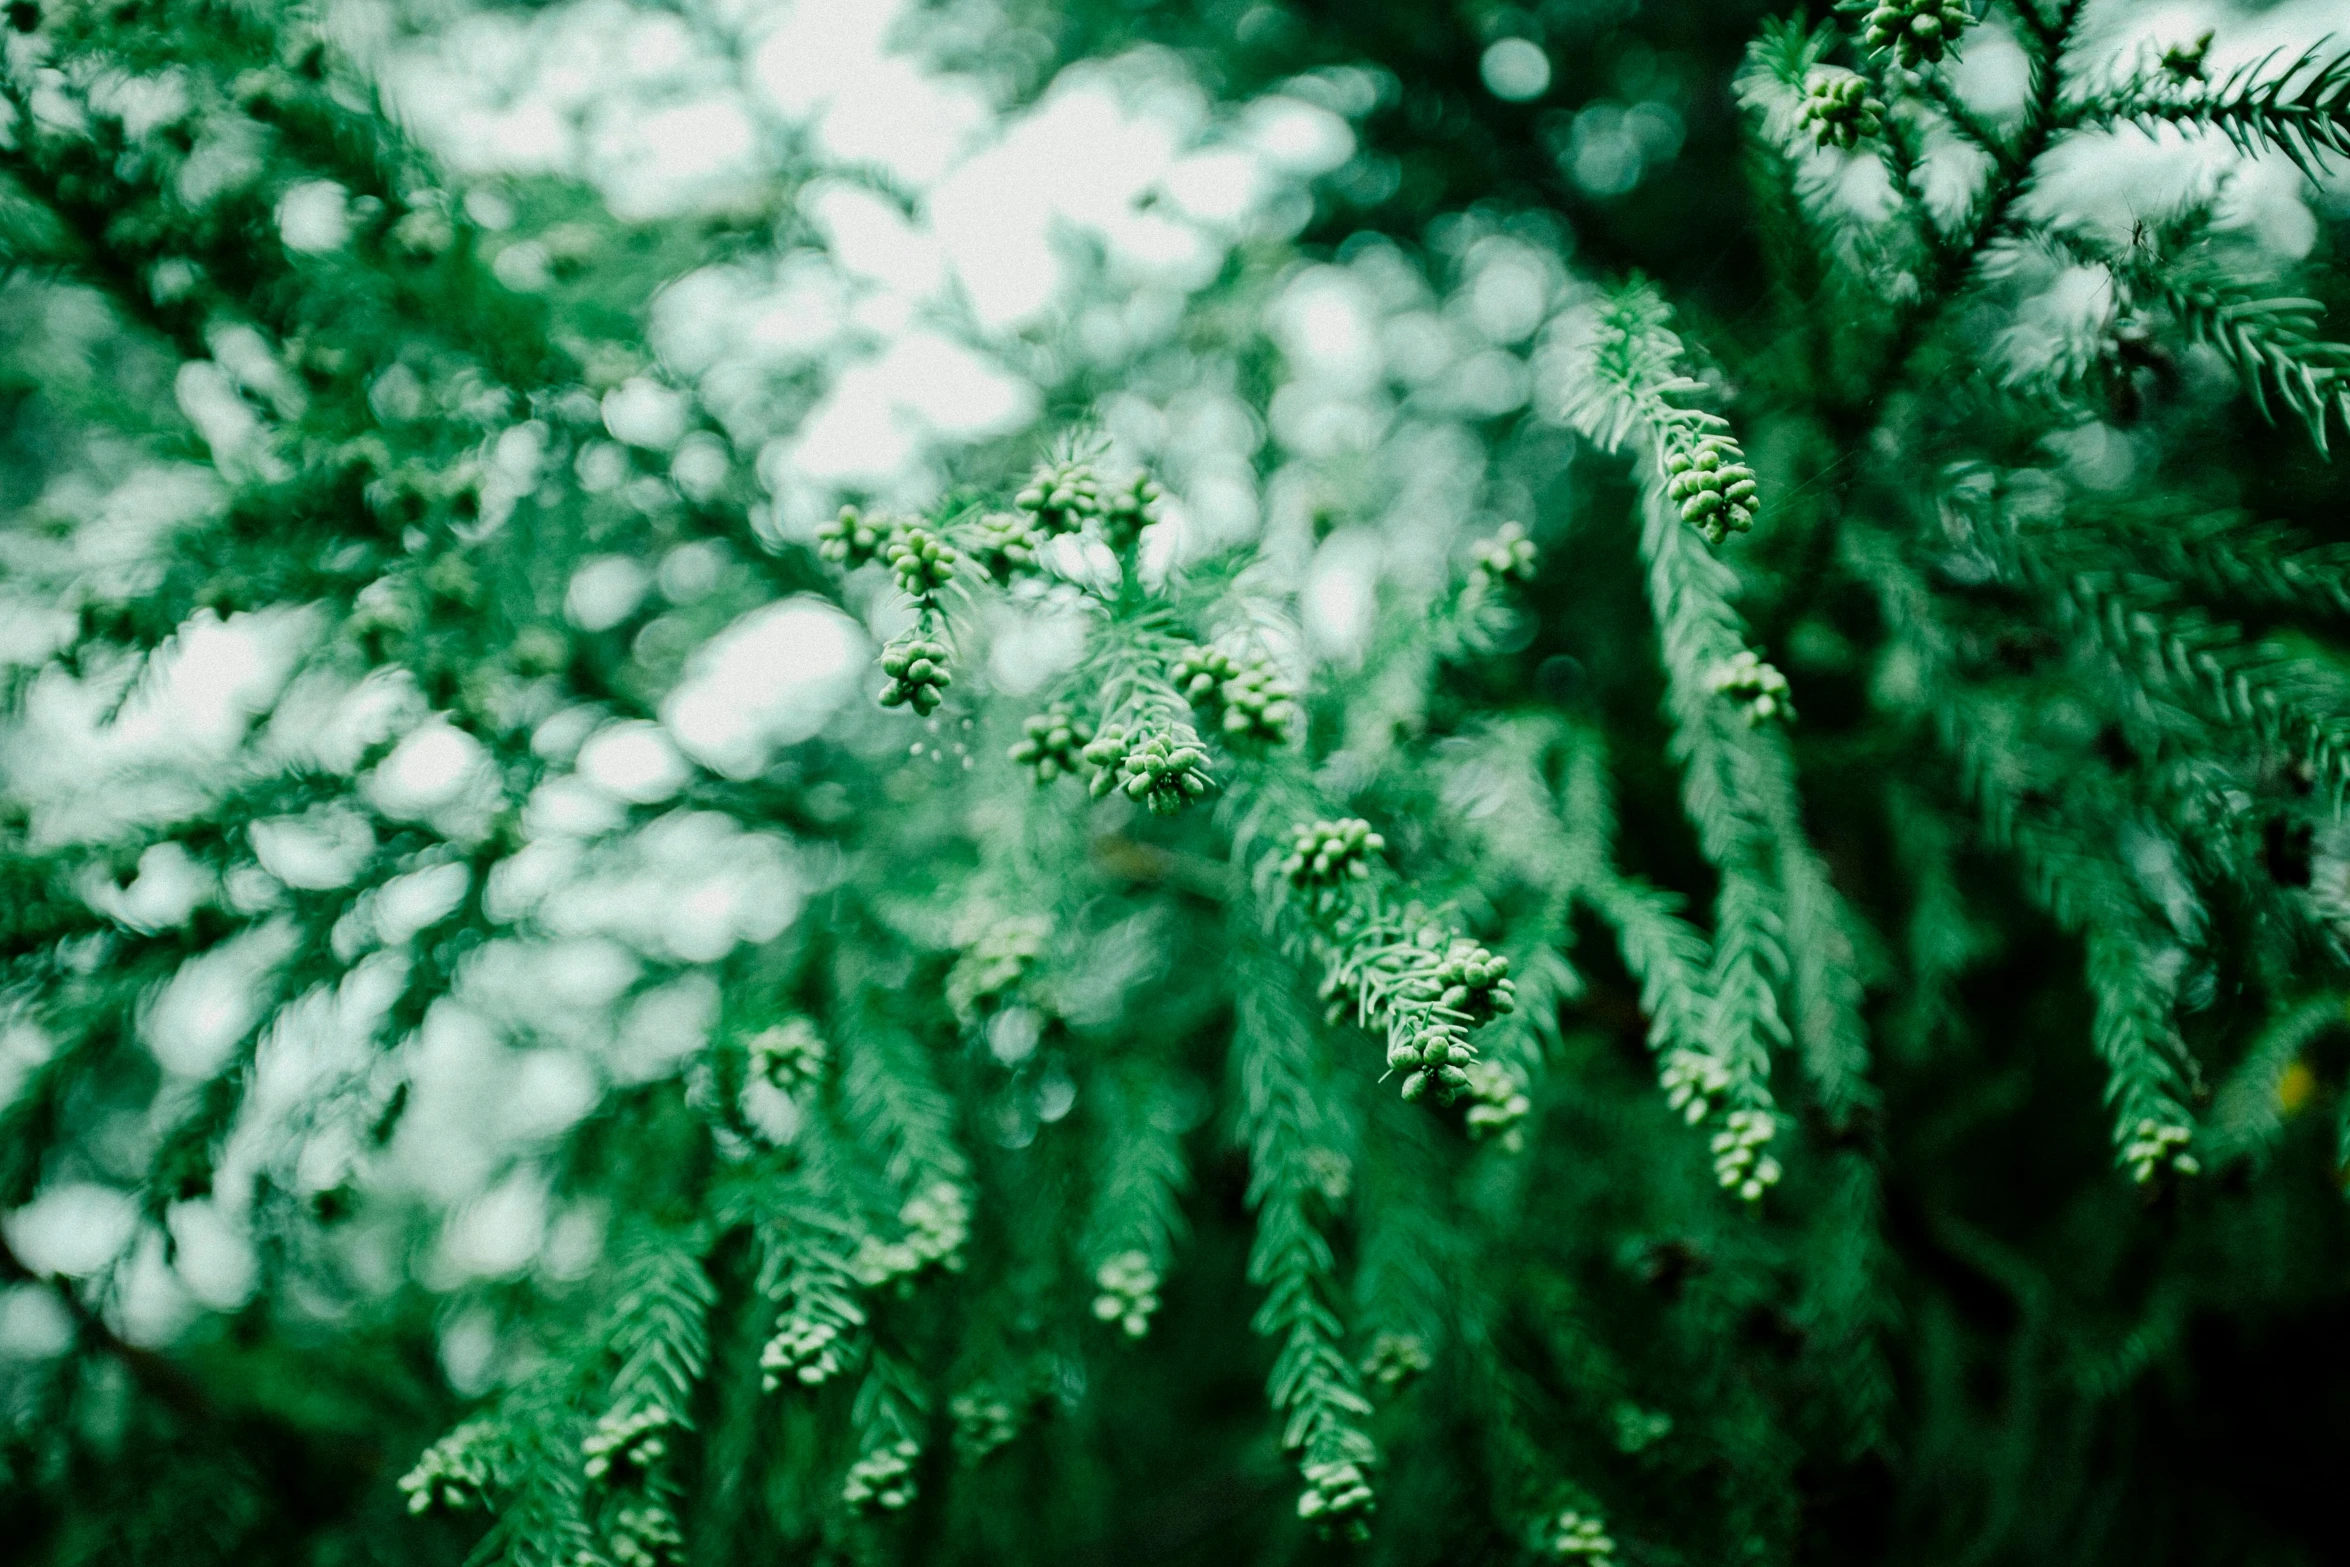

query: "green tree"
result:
(4, 1), (2350, 1564)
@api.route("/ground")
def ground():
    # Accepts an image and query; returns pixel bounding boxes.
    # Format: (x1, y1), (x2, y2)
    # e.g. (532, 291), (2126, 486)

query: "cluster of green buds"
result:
(1297, 1458), (1375, 1536)
(1282, 818), (1386, 902)
(1389, 1015), (1476, 1105)
(1097, 471), (1164, 552)
(1170, 644), (1235, 703)
(966, 511), (1041, 582)
(1707, 648), (1794, 725)
(885, 526), (959, 597)
(1014, 457), (1102, 537)
(1660, 1048), (1731, 1124)
(1424, 938), (1516, 1025)
(878, 633), (952, 715)
(1091, 1250), (1162, 1338)
(1862, 0), (1971, 69)
(608, 1503), (685, 1567)
(842, 1439), (921, 1513)
(760, 1292), (864, 1390)
(1218, 658), (1297, 743)
(1796, 67), (1886, 149)
(900, 1180), (973, 1269)
(1665, 435), (1760, 544)
(947, 915), (1050, 1019)
(2122, 1118), (2200, 1184)
(1319, 905), (1525, 1110)
(1361, 1331), (1432, 1390)
(1468, 521), (1539, 588)
(1082, 720), (1215, 814)
(1009, 704), (1093, 784)
(951, 1389), (1021, 1464)
(1173, 644), (1296, 745)
(817, 504), (891, 569)
(1545, 1509), (1617, 1561)
(851, 1181), (972, 1289)
(1711, 1108), (1783, 1202)
(398, 1421), (498, 1514)
(1462, 1058), (1533, 1149)
(582, 1406), (673, 1484)
(747, 1017), (828, 1098)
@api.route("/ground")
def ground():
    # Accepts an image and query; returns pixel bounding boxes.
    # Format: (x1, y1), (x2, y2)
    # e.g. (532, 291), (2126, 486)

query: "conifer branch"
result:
(1448, 721), (1727, 1121)
(2075, 39), (2350, 181)
(1794, 1154), (1898, 1456)
(842, 1349), (930, 1515)
(2048, 219), (2350, 456)
(2145, 270), (2350, 453)
(1080, 1063), (1189, 1341)
(467, 1405), (597, 1567)
(1847, 0), (2081, 407)
(753, 1196), (871, 1396)
(1350, 1106), (1457, 1391)
(1551, 282), (1880, 1158)
(604, 1237), (717, 1420)
(1642, 478), (1876, 1139)
(2049, 569), (2350, 810)
(1916, 73), (2021, 174)
(832, 988), (972, 1199)
(1884, 784), (1983, 1060)
(2071, 507), (2350, 621)
(1233, 947), (1378, 1537)
(1847, 526), (2204, 1179)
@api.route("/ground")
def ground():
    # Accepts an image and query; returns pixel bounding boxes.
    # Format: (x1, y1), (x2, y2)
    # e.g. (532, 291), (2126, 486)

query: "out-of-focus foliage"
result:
(4, 0), (2350, 1564)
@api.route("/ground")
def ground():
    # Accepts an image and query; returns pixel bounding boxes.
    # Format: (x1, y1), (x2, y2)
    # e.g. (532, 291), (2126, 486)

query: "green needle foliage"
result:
(4, 1), (2350, 1565)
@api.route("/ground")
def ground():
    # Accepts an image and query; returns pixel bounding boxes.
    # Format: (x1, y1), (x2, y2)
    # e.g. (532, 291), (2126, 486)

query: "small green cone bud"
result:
(1090, 1250), (1163, 1339)
(398, 1421), (500, 1516)
(582, 1406), (676, 1485)
(842, 1439), (922, 1513)
(1795, 68), (1885, 150)
(746, 1018), (828, 1096)
(1863, 0), (1972, 68)
(1663, 434), (1759, 544)
(1009, 703), (1093, 783)
(1468, 521), (1538, 587)
(1174, 643), (1296, 746)
(1098, 470), (1164, 551)
(1014, 456), (1104, 536)
(878, 634), (952, 714)
(885, 525), (959, 596)
(1083, 718), (1215, 814)
(1361, 1331), (1433, 1390)
(817, 504), (889, 568)
(1281, 818), (1385, 906)
(968, 511), (1041, 582)
(1706, 649), (1794, 726)
(1546, 1507), (1618, 1560)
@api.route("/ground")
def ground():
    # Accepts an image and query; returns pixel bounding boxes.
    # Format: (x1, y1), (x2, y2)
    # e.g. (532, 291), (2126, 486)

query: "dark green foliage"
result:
(7, 1), (2350, 1565)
